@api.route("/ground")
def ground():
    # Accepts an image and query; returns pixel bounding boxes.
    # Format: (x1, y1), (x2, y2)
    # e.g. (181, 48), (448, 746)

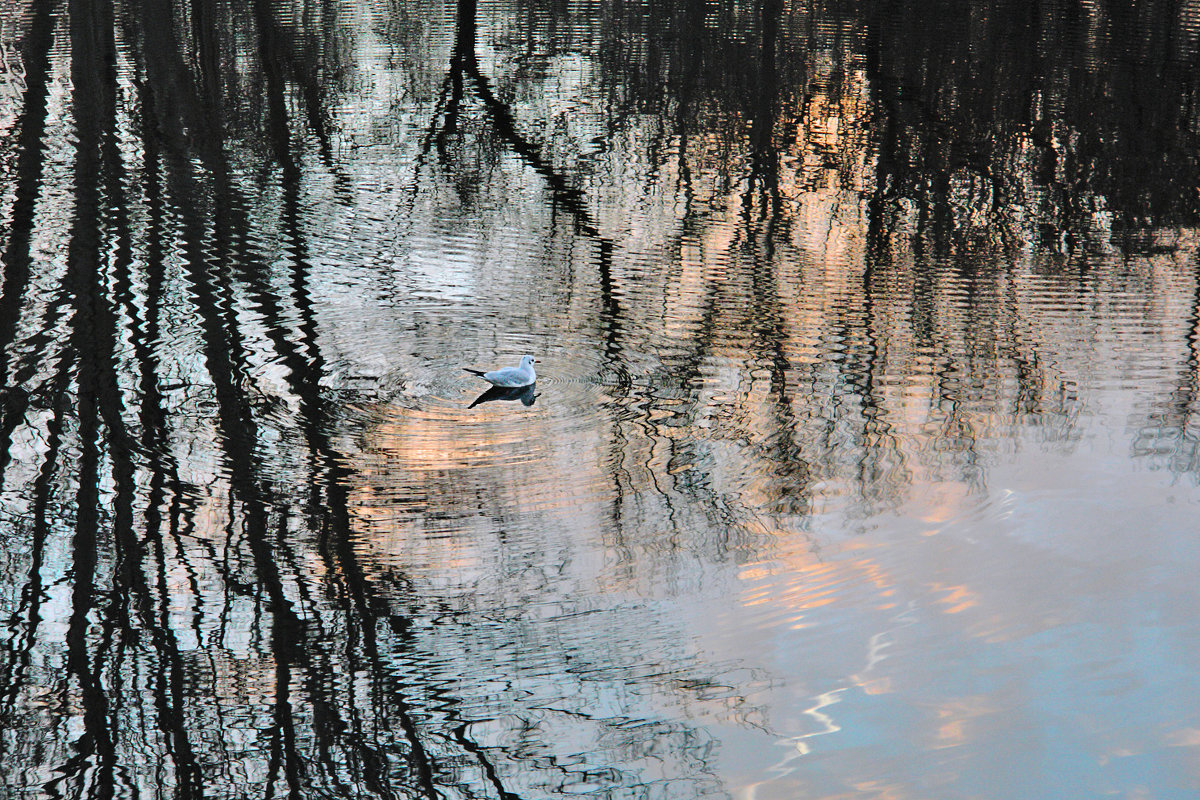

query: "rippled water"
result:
(2, 1), (1199, 798)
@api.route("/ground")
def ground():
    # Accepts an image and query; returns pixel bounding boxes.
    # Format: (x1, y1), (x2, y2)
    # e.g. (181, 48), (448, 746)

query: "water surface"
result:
(1, 1), (1199, 798)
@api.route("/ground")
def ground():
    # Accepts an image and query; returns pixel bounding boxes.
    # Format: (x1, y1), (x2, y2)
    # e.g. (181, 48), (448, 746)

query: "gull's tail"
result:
(463, 368), (487, 377)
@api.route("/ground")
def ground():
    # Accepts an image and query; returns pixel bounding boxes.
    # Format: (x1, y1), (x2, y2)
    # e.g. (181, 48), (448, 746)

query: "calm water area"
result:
(1, 1), (1199, 798)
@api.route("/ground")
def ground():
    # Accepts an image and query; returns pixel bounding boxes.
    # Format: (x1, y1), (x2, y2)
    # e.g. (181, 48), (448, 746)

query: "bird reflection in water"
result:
(468, 382), (538, 409)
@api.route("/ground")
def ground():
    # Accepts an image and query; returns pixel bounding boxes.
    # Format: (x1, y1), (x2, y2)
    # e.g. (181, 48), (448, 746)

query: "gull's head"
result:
(521, 355), (538, 368)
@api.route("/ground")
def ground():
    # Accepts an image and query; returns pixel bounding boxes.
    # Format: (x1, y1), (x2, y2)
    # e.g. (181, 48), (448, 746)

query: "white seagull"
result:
(464, 355), (538, 387)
